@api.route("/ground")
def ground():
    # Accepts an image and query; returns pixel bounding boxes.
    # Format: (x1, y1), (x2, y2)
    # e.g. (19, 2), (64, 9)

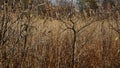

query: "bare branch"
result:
(77, 20), (94, 33)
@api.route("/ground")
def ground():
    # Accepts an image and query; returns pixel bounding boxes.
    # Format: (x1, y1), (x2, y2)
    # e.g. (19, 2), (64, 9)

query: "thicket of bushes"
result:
(0, 0), (120, 68)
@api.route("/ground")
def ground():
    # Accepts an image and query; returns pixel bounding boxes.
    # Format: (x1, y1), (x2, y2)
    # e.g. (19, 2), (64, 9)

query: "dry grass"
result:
(0, 13), (120, 68)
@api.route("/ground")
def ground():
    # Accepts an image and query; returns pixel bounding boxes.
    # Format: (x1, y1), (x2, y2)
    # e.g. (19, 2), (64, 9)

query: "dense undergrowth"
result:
(0, 0), (120, 68)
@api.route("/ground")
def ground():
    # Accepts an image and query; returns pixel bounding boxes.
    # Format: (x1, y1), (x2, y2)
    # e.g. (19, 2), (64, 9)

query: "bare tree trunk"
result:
(72, 29), (77, 68)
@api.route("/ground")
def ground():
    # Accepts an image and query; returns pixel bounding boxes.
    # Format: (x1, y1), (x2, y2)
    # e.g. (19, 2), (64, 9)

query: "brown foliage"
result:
(0, 0), (120, 68)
